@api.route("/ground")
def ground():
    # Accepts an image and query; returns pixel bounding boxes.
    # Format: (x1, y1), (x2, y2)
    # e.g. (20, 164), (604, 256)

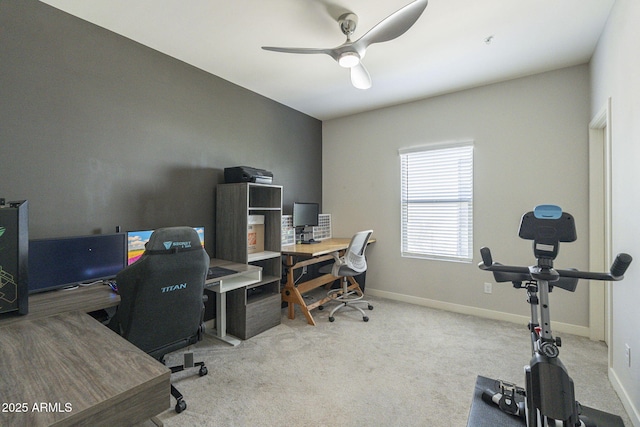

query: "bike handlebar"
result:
(479, 247), (632, 282)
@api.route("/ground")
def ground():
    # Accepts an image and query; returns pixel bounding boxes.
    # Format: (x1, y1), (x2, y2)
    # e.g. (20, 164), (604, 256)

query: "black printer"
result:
(224, 166), (273, 184)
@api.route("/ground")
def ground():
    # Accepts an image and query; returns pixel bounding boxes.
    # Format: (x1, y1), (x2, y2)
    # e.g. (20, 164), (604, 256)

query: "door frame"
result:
(588, 98), (613, 344)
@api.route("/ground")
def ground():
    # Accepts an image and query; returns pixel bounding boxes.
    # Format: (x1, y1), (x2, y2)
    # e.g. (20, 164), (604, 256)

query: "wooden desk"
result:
(0, 284), (168, 426)
(0, 257), (256, 425)
(0, 284), (120, 327)
(281, 238), (375, 326)
(0, 310), (169, 427)
(205, 259), (262, 346)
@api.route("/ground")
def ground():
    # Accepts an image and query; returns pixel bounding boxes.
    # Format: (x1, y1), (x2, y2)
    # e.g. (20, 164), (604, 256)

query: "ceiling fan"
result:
(262, 0), (429, 90)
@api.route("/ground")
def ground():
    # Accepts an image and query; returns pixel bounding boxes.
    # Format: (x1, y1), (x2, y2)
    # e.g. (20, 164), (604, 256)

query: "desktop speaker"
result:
(0, 200), (28, 316)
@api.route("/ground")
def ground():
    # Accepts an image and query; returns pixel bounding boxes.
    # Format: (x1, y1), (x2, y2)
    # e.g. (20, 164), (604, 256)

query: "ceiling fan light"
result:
(351, 64), (372, 90)
(352, 79), (371, 90)
(352, 75), (371, 90)
(338, 52), (360, 68)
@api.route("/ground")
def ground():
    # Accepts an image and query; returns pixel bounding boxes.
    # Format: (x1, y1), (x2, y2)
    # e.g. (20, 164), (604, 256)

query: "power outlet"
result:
(625, 344), (631, 367)
(302, 266), (308, 275)
(484, 282), (492, 294)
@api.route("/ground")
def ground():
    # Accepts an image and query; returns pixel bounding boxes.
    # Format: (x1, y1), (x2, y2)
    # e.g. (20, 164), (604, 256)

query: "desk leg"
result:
(282, 285), (316, 326)
(282, 255), (317, 326)
(210, 291), (242, 346)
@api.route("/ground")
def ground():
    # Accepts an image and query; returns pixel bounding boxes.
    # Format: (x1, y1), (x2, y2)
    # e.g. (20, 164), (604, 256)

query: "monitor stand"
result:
(297, 228), (319, 244)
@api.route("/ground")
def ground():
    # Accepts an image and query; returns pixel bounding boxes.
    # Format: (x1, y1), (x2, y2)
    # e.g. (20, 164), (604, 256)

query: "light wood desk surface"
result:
(281, 238), (375, 325)
(0, 310), (169, 426)
(281, 237), (355, 257)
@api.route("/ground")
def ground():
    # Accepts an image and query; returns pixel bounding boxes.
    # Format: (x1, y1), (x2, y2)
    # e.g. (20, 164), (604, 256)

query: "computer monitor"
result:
(28, 233), (126, 294)
(293, 203), (319, 244)
(127, 226), (205, 265)
(293, 202), (319, 228)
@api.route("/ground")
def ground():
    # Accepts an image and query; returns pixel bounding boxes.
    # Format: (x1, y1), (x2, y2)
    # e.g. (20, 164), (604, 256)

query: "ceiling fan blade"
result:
(261, 46), (336, 60)
(354, 0), (428, 50)
(262, 1), (426, 89)
(350, 63), (371, 90)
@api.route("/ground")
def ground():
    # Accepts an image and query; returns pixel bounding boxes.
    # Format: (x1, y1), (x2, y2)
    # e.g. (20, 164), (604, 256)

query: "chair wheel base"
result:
(363, 316), (369, 322)
(175, 399), (187, 413)
(329, 316), (335, 322)
(368, 305), (374, 310)
(169, 359), (206, 415)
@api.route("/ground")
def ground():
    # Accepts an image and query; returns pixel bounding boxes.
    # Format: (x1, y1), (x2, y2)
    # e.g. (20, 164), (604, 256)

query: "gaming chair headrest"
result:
(145, 226), (203, 255)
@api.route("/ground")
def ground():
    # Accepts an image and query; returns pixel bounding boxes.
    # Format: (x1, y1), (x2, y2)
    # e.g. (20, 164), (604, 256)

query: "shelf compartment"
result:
(248, 250), (281, 263)
(226, 285), (281, 340)
(246, 274), (281, 290)
(216, 182), (283, 340)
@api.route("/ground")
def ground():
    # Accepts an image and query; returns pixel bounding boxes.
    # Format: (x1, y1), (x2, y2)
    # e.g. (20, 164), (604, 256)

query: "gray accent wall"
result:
(0, 0), (322, 254)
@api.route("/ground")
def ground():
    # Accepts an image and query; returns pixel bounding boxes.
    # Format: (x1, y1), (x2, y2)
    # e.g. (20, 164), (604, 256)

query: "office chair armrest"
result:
(329, 251), (348, 277)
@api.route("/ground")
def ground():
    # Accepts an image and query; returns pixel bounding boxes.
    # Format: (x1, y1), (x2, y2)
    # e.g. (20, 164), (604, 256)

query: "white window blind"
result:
(400, 142), (473, 262)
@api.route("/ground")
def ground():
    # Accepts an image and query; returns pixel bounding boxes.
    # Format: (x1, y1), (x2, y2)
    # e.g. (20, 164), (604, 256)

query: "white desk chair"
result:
(319, 230), (374, 322)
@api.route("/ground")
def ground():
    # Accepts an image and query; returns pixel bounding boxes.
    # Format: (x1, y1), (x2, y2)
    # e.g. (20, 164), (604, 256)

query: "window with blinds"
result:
(399, 142), (473, 262)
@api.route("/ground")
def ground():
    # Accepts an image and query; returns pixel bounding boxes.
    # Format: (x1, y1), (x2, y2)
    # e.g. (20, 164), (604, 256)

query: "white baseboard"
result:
(366, 288), (590, 337)
(609, 367), (640, 427)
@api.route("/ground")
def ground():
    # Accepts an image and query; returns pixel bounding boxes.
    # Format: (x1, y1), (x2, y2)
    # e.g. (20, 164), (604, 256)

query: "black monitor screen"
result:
(293, 202), (319, 227)
(28, 233), (126, 294)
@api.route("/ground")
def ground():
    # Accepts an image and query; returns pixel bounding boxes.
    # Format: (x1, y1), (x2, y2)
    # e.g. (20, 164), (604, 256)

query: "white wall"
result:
(591, 0), (640, 424)
(323, 65), (592, 332)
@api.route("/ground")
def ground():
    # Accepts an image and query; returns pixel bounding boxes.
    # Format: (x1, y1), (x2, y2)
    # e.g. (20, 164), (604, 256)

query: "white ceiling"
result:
(40, 0), (614, 121)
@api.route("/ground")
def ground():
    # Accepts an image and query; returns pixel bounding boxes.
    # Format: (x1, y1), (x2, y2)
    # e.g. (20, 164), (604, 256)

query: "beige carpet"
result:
(156, 294), (631, 426)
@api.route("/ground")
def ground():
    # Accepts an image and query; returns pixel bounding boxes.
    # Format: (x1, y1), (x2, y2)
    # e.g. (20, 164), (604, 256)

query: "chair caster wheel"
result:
(318, 305), (324, 310)
(363, 316), (369, 322)
(175, 399), (187, 413)
(329, 316), (335, 322)
(368, 305), (374, 310)
(199, 366), (208, 376)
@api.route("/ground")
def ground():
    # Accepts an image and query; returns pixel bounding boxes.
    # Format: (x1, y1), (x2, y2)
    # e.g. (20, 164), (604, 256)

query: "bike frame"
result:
(525, 278), (580, 426)
(478, 205), (631, 427)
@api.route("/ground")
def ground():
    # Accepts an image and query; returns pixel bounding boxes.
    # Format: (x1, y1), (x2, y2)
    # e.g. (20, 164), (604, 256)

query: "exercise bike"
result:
(478, 205), (632, 427)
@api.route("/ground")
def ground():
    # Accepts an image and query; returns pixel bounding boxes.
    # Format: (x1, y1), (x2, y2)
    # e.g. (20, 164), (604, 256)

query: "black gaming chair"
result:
(108, 226), (210, 413)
